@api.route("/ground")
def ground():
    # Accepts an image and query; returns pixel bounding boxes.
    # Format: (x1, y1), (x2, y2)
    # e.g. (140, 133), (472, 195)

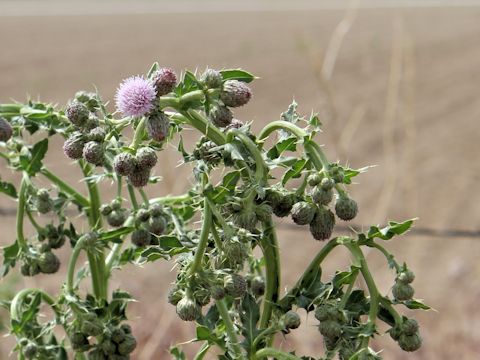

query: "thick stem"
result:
(16, 175), (29, 249)
(176, 110), (226, 145)
(66, 238), (86, 295)
(41, 168), (89, 208)
(258, 121), (307, 141)
(187, 197), (212, 277)
(279, 238), (340, 308)
(380, 297), (402, 326)
(105, 216), (135, 275)
(255, 347), (300, 360)
(131, 117), (146, 150)
(127, 184), (139, 210)
(216, 299), (243, 359)
(259, 217), (281, 333)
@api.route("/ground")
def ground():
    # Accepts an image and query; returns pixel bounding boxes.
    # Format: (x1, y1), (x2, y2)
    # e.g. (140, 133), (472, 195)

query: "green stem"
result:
(11, 288), (58, 321)
(127, 184), (139, 210)
(279, 238), (340, 308)
(339, 270), (359, 310)
(26, 209), (42, 233)
(187, 197), (212, 277)
(175, 110), (226, 145)
(210, 224), (224, 251)
(380, 297), (402, 326)
(193, 342), (211, 360)
(216, 299), (243, 359)
(258, 120), (307, 141)
(105, 216), (135, 275)
(66, 238), (86, 295)
(206, 197), (232, 237)
(16, 174), (28, 249)
(41, 168), (89, 208)
(259, 217), (281, 334)
(255, 347), (300, 360)
(138, 188), (149, 205)
(369, 242), (400, 272)
(149, 193), (191, 205)
(131, 117), (146, 150)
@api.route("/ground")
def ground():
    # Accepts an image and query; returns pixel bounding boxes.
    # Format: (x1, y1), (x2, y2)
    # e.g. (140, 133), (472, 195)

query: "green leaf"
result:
(219, 69), (256, 83)
(196, 325), (213, 341)
(342, 165), (372, 184)
(403, 299), (431, 310)
(147, 62), (159, 78)
(240, 294), (260, 353)
(98, 227), (134, 242)
(170, 346), (186, 360)
(281, 158), (308, 185)
(25, 138), (48, 176)
(0, 180), (17, 199)
(212, 170), (240, 203)
(367, 219), (416, 241)
(332, 268), (359, 288)
(266, 136), (297, 160)
(1, 241), (20, 277)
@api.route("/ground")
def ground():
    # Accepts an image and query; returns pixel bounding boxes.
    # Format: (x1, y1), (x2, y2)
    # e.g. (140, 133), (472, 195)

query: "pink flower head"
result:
(115, 76), (157, 117)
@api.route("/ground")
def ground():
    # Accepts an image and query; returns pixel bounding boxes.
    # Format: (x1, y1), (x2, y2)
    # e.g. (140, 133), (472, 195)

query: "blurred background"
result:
(1, 0), (480, 359)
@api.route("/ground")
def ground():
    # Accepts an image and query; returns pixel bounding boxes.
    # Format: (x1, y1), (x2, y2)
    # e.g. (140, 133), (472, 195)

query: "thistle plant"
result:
(0, 63), (429, 360)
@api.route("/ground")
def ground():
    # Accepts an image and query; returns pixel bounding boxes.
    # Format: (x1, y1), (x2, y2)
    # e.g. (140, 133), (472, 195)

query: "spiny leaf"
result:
(367, 219), (416, 241)
(220, 69), (256, 83)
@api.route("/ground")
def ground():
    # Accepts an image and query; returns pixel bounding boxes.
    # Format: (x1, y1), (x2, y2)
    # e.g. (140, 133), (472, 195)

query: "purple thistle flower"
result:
(115, 76), (157, 117)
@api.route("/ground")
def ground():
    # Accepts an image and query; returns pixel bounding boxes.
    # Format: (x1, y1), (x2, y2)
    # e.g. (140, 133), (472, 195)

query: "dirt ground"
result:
(1, 3), (480, 359)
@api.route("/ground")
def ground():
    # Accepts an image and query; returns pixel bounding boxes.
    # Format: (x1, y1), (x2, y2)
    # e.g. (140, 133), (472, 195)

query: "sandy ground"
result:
(1, 4), (480, 359)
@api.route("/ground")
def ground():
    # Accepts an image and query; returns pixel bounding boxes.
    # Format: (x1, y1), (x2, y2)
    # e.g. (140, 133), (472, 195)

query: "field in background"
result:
(1, 4), (480, 359)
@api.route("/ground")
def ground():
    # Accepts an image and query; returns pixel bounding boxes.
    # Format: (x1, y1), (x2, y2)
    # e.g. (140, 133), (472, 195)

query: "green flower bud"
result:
(291, 201), (316, 225)
(113, 152), (137, 177)
(311, 186), (334, 206)
(36, 196), (53, 214)
(23, 343), (38, 359)
(70, 332), (89, 352)
(232, 210), (258, 232)
(127, 166), (150, 188)
(48, 231), (66, 249)
(273, 193), (296, 218)
(329, 165), (345, 183)
(146, 111), (170, 142)
(389, 326), (402, 341)
(323, 336), (338, 351)
(136, 208), (151, 222)
(149, 203), (163, 217)
(100, 204), (113, 216)
(101, 339), (117, 354)
(398, 333), (422, 352)
(146, 215), (167, 235)
(111, 328), (126, 344)
(38, 251), (60, 274)
(255, 203), (273, 222)
(220, 80), (252, 107)
(21, 262), (40, 277)
(66, 101), (90, 127)
(136, 147), (157, 170)
(176, 297), (201, 321)
(120, 324), (132, 335)
(250, 276), (265, 297)
(117, 334), (137, 355)
(318, 320), (342, 339)
(402, 318), (419, 336)
(83, 141), (104, 166)
(224, 274), (247, 298)
(283, 310), (301, 329)
(107, 209), (128, 228)
(193, 140), (222, 165)
(398, 270), (415, 284)
(0, 117), (13, 142)
(75, 91), (100, 111)
(81, 320), (103, 337)
(151, 68), (177, 96)
(314, 305), (330, 322)
(80, 231), (99, 248)
(167, 287), (183, 306)
(211, 286), (226, 300)
(209, 105), (233, 127)
(63, 132), (86, 160)
(131, 229), (151, 247)
(87, 349), (106, 360)
(309, 206), (335, 241)
(201, 69), (223, 89)
(223, 241), (247, 266)
(392, 282), (414, 301)
(307, 173), (323, 186)
(320, 177), (335, 191)
(88, 127), (106, 142)
(335, 196), (358, 221)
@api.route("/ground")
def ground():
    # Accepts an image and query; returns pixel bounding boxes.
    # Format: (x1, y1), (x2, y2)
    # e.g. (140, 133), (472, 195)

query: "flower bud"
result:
(176, 297), (201, 321)
(38, 251), (60, 274)
(120, 324), (132, 335)
(329, 165), (345, 183)
(101, 203), (114, 216)
(232, 210), (258, 232)
(402, 318), (419, 336)
(291, 201), (316, 225)
(307, 173), (323, 187)
(136, 208), (151, 222)
(309, 207), (335, 241)
(201, 69), (223, 89)
(63, 132), (86, 160)
(398, 333), (422, 352)
(36, 192), (53, 214)
(146, 111), (170, 142)
(389, 326), (402, 341)
(70, 332), (89, 352)
(113, 152), (137, 176)
(194, 288), (211, 306)
(193, 140), (222, 165)
(48, 231), (66, 250)
(87, 349), (105, 360)
(283, 311), (301, 329)
(151, 68), (177, 96)
(107, 209), (128, 227)
(220, 80), (252, 107)
(255, 203), (273, 222)
(83, 141), (104, 166)
(392, 282), (414, 301)
(225, 118), (245, 130)
(131, 229), (151, 247)
(320, 177), (335, 190)
(318, 320), (342, 339)
(168, 287), (183, 306)
(398, 270), (415, 284)
(127, 167), (150, 188)
(323, 336), (338, 351)
(314, 305), (330, 322)
(21, 262), (40, 277)
(209, 105), (233, 127)
(23, 343), (38, 359)
(81, 320), (103, 337)
(88, 127), (106, 142)
(111, 328), (126, 344)
(311, 186), (334, 206)
(224, 274), (247, 298)
(146, 215), (167, 235)
(101, 339), (116, 354)
(136, 147), (157, 169)
(66, 101), (90, 127)
(0, 117), (13, 142)
(267, 191), (295, 218)
(211, 286), (226, 300)
(250, 276), (265, 297)
(75, 91), (100, 111)
(117, 334), (137, 355)
(335, 196), (358, 221)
